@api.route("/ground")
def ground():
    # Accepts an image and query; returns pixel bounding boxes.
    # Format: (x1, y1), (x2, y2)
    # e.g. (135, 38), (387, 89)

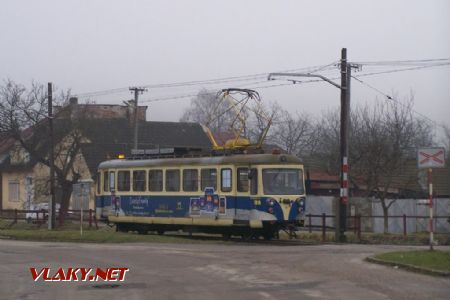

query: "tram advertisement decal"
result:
(190, 188), (226, 215)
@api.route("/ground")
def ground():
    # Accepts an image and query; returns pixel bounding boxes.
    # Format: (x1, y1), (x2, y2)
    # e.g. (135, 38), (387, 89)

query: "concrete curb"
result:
(365, 256), (450, 277)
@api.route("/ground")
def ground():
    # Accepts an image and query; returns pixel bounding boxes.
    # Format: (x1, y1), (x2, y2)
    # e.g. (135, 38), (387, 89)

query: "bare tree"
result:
(441, 124), (450, 155)
(180, 89), (235, 134)
(313, 96), (433, 233)
(0, 79), (90, 213)
(181, 89), (276, 145)
(312, 109), (341, 173)
(269, 108), (315, 156)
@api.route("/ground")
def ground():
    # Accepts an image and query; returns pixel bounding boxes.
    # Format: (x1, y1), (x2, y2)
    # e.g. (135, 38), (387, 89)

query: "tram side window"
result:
(149, 170), (163, 192)
(166, 169), (180, 192)
(133, 170), (146, 192)
(117, 170), (130, 191)
(201, 168), (217, 191)
(103, 171), (109, 192)
(109, 171), (115, 191)
(237, 168), (249, 192)
(183, 169), (198, 192)
(221, 169), (232, 192)
(250, 168), (258, 195)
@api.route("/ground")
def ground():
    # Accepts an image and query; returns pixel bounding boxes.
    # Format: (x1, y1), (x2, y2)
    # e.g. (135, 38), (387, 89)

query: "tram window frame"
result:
(166, 169), (180, 192)
(97, 172), (101, 194)
(183, 169), (199, 192)
(103, 171), (109, 192)
(117, 170), (130, 192)
(250, 168), (258, 195)
(132, 170), (146, 192)
(221, 168), (232, 192)
(201, 168), (217, 191)
(148, 169), (163, 192)
(237, 168), (249, 193)
(109, 171), (115, 191)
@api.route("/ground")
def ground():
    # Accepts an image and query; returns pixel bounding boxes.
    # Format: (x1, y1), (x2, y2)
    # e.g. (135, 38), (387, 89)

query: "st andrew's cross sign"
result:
(417, 148), (445, 169)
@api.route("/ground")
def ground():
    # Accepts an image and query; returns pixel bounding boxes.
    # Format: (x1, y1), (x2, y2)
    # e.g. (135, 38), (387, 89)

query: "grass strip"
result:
(367, 250), (450, 277)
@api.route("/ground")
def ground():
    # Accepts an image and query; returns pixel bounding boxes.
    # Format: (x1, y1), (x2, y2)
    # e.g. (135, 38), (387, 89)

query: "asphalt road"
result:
(0, 239), (448, 300)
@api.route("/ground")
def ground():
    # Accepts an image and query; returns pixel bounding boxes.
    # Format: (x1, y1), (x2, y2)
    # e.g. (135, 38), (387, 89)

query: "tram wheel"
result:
(157, 229), (165, 235)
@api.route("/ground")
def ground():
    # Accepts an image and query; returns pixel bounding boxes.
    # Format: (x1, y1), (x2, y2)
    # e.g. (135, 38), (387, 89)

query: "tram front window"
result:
(262, 168), (304, 195)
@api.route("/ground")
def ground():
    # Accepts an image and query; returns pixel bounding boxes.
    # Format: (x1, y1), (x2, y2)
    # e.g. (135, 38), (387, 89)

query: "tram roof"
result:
(98, 154), (302, 169)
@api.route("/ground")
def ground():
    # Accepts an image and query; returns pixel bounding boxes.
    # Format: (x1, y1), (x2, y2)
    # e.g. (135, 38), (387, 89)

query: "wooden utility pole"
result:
(129, 87), (147, 150)
(268, 48), (355, 243)
(337, 48), (350, 242)
(47, 82), (56, 230)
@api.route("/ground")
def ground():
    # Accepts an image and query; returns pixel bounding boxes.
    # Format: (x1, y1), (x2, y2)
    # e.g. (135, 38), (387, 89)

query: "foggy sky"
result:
(1, 0), (449, 131)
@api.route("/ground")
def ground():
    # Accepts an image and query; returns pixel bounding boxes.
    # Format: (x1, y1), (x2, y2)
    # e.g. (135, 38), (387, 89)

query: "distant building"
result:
(0, 99), (211, 210)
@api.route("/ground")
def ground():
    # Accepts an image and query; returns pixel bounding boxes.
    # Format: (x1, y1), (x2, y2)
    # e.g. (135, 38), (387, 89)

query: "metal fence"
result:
(0, 209), (98, 229)
(306, 195), (450, 234)
(304, 213), (449, 242)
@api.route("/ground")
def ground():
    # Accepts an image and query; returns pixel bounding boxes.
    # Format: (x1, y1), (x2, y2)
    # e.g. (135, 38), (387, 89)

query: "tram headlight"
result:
(266, 198), (276, 206)
(296, 197), (306, 213)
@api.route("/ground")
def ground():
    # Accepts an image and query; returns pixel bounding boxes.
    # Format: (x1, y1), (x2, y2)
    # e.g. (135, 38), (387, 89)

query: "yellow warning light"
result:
(117, 154), (125, 159)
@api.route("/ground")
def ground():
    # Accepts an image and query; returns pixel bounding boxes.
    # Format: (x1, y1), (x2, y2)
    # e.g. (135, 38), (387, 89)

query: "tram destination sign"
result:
(417, 147), (445, 169)
(131, 148), (175, 156)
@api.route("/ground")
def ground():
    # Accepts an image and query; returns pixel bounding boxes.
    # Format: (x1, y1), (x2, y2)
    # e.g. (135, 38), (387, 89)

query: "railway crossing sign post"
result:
(417, 147), (445, 251)
(73, 179), (93, 237)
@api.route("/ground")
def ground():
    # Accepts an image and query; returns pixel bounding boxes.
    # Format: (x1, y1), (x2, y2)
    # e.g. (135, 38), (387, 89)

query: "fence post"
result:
(14, 209), (18, 224)
(89, 209), (93, 228)
(59, 209), (64, 227)
(308, 213), (312, 233)
(322, 213), (326, 242)
(403, 214), (407, 238)
(42, 209), (47, 224)
(94, 215), (98, 229)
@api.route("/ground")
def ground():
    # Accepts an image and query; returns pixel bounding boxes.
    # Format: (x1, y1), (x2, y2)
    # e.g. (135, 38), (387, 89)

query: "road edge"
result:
(365, 256), (450, 277)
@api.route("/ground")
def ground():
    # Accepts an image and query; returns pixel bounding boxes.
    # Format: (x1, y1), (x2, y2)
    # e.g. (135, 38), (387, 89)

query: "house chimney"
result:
(69, 97), (78, 105)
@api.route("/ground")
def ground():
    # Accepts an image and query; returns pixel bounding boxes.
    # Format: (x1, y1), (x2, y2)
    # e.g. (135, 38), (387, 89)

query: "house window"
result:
(166, 169), (180, 192)
(221, 169), (232, 192)
(183, 169), (198, 192)
(8, 181), (20, 202)
(149, 170), (163, 192)
(201, 168), (217, 191)
(237, 168), (249, 192)
(117, 171), (130, 191)
(133, 170), (146, 192)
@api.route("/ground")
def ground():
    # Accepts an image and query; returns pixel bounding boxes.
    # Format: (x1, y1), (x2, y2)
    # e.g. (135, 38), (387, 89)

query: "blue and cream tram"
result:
(95, 153), (306, 239)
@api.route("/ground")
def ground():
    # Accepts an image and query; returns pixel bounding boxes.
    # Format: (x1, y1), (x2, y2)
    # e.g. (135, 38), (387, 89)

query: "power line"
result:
(139, 62), (450, 104)
(353, 62), (450, 78)
(74, 60), (450, 104)
(352, 58), (450, 66)
(351, 75), (438, 125)
(73, 62), (338, 99)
